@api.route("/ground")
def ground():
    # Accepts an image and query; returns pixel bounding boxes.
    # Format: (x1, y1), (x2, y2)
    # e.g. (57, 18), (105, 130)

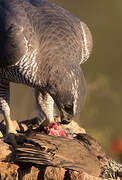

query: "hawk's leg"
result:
(33, 88), (55, 125)
(0, 81), (17, 138)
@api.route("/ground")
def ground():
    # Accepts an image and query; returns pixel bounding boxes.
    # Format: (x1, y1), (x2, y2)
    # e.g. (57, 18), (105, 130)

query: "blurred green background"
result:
(8, 0), (122, 160)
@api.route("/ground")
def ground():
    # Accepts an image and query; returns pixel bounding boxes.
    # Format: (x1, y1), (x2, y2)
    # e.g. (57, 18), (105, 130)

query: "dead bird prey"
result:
(0, 0), (92, 144)
(15, 133), (122, 179)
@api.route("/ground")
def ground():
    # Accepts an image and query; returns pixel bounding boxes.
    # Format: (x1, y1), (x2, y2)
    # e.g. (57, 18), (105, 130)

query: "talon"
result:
(4, 133), (18, 147)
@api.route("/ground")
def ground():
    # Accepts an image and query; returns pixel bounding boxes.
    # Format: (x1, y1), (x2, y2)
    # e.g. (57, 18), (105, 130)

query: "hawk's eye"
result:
(64, 104), (73, 114)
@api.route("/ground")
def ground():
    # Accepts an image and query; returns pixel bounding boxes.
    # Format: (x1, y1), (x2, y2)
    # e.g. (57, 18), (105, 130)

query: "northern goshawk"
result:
(0, 0), (93, 143)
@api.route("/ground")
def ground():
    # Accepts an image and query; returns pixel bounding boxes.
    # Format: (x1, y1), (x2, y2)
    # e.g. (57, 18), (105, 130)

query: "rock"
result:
(0, 139), (11, 161)
(0, 161), (18, 180)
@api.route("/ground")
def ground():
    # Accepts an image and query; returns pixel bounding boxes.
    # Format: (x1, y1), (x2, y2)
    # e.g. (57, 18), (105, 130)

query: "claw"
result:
(4, 133), (18, 147)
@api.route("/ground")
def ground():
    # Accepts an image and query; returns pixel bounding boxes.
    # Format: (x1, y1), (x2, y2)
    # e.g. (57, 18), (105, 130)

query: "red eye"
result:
(64, 104), (73, 114)
(65, 105), (72, 109)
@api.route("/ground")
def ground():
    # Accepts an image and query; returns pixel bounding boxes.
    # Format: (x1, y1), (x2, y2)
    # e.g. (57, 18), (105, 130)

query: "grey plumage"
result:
(0, 0), (93, 140)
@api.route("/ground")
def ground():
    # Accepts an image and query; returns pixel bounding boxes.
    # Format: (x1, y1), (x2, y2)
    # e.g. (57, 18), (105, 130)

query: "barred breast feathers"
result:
(16, 33), (39, 85)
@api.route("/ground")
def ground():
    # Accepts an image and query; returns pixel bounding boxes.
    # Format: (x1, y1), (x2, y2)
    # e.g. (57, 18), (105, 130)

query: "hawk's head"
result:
(47, 64), (86, 124)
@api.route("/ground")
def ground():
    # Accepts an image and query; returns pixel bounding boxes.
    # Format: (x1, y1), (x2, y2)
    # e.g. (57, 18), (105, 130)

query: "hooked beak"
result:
(60, 108), (73, 124)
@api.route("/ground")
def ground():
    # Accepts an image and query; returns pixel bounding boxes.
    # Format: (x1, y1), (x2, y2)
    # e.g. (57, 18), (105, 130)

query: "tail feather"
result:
(15, 146), (53, 166)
